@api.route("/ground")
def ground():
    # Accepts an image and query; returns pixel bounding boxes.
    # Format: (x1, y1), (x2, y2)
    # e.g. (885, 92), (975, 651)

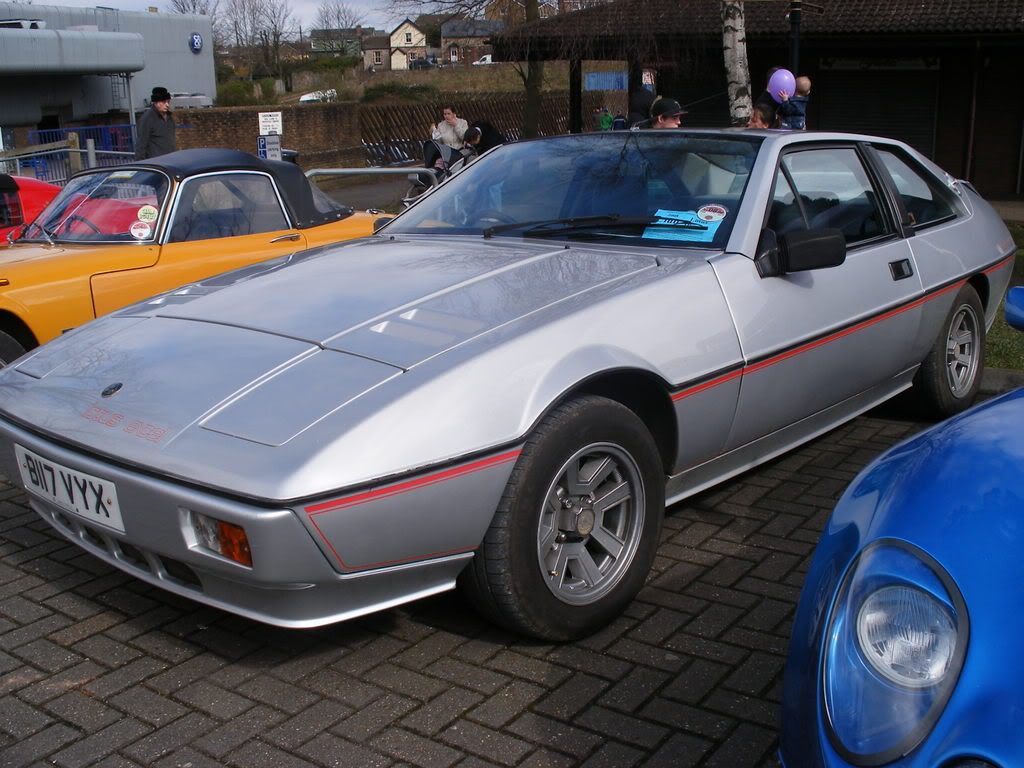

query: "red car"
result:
(0, 174), (61, 242)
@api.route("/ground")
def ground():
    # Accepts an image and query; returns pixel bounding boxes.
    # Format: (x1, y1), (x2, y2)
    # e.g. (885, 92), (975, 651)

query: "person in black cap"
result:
(644, 97), (686, 129)
(135, 86), (176, 160)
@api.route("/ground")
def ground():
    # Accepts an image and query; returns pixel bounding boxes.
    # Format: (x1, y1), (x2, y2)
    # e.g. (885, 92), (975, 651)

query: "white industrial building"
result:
(0, 2), (214, 132)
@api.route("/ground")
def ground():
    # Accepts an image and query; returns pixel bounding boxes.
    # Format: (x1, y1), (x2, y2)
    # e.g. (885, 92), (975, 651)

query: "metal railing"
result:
(29, 124), (135, 154)
(305, 166), (440, 210)
(1, 145), (134, 186)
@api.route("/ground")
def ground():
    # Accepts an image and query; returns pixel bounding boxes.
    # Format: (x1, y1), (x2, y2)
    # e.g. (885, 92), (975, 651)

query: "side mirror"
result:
(373, 216), (391, 233)
(755, 227), (846, 278)
(1006, 286), (1024, 331)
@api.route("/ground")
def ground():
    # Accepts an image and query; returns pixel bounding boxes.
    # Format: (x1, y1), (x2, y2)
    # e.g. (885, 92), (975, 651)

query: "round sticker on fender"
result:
(130, 221), (152, 240)
(697, 204), (728, 222)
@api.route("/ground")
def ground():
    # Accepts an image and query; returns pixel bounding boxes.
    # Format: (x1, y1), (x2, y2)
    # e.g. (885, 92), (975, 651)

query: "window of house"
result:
(373, 50), (382, 65)
(169, 173), (288, 243)
(873, 146), (962, 229)
(450, 47), (458, 61)
(405, 31), (412, 44)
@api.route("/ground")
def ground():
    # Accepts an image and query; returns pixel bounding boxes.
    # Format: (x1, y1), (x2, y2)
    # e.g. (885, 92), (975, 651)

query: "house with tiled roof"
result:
(441, 18), (505, 65)
(493, 0), (1024, 196)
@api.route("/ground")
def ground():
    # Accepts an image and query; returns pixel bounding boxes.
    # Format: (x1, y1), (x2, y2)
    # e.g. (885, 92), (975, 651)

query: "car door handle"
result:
(269, 233), (301, 243)
(889, 259), (914, 281)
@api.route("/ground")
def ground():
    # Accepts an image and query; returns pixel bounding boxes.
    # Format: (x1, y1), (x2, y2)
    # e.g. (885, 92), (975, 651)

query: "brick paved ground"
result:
(0, 408), (926, 768)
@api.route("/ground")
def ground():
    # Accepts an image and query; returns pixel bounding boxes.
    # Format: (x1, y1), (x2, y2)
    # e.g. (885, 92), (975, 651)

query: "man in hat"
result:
(135, 87), (176, 159)
(645, 97), (686, 129)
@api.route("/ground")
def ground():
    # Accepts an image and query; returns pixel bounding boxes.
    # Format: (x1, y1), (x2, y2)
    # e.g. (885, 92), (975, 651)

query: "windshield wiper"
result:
(483, 214), (627, 239)
(33, 224), (56, 247)
(484, 214), (709, 239)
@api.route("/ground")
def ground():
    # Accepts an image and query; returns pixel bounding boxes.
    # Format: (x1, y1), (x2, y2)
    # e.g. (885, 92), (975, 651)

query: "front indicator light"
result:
(193, 512), (253, 567)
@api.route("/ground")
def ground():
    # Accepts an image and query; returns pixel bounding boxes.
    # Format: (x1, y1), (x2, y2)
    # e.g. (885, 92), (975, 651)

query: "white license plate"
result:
(14, 444), (124, 533)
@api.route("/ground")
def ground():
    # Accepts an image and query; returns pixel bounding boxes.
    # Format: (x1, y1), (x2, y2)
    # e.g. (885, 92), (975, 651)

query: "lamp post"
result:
(789, 0), (802, 73)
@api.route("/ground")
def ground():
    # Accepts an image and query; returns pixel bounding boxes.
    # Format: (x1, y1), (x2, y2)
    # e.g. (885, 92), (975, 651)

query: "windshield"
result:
(22, 169), (170, 243)
(385, 133), (761, 248)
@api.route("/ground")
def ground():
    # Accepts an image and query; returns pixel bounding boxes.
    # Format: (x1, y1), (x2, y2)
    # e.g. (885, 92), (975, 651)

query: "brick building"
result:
(440, 19), (505, 65)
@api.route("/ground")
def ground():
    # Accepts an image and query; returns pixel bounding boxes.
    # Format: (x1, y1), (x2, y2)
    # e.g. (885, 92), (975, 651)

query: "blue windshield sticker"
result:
(643, 209), (722, 243)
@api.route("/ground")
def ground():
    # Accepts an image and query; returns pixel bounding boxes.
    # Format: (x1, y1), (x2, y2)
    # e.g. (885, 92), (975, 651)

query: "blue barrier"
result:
(28, 125), (135, 153)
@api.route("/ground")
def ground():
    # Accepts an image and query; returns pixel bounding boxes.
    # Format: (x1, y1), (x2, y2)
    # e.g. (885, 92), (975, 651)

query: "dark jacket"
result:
(135, 107), (177, 160)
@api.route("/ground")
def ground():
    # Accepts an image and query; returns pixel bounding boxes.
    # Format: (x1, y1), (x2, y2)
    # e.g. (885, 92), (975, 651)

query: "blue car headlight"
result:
(823, 541), (968, 765)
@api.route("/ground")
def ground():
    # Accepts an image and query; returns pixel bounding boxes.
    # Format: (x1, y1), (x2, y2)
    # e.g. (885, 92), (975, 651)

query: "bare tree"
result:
(167, 0), (222, 46)
(260, 0), (295, 76)
(314, 0), (364, 30)
(224, 0), (266, 77)
(721, 0), (752, 125)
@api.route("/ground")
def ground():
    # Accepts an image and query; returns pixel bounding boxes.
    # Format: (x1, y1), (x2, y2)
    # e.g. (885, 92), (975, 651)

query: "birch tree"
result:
(721, 0), (752, 125)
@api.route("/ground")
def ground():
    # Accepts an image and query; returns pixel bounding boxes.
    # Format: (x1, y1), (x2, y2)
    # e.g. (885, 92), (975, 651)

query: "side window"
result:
(169, 174), (288, 243)
(767, 170), (807, 234)
(780, 147), (890, 246)
(874, 147), (960, 229)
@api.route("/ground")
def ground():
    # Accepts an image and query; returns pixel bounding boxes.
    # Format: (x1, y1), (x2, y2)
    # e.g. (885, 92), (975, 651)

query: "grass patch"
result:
(986, 222), (1024, 371)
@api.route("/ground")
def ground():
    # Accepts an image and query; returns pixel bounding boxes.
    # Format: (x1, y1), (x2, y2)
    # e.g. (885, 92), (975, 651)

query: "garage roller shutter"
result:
(814, 70), (938, 158)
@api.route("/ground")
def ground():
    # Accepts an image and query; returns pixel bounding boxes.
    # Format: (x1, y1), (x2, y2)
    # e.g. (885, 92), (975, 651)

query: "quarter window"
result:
(169, 174), (288, 243)
(874, 147), (960, 228)
(772, 147), (889, 246)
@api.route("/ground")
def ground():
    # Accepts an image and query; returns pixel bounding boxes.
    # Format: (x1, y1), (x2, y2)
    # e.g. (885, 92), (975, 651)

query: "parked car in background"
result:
(781, 285), (1024, 767)
(0, 130), (1013, 641)
(472, 54), (493, 65)
(0, 174), (60, 242)
(298, 89), (337, 103)
(0, 148), (380, 363)
(409, 57), (436, 70)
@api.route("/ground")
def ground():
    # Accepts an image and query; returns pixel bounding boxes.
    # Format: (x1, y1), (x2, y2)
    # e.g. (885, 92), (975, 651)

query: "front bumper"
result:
(0, 417), (470, 628)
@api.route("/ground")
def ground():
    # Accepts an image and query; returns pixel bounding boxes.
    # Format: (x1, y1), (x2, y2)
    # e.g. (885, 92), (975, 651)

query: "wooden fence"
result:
(359, 91), (617, 165)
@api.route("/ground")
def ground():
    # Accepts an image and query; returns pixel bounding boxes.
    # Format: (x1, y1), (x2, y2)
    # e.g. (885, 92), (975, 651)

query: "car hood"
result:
(0, 236), (660, 490)
(117, 235), (659, 369)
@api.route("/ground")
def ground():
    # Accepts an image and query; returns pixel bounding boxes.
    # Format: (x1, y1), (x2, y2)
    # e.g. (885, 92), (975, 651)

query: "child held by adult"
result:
(777, 76), (811, 130)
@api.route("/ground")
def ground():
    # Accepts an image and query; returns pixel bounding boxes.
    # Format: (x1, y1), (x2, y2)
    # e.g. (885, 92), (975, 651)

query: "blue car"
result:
(781, 285), (1024, 767)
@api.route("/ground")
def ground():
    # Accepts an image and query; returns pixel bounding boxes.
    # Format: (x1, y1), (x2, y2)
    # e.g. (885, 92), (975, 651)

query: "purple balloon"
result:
(767, 69), (796, 103)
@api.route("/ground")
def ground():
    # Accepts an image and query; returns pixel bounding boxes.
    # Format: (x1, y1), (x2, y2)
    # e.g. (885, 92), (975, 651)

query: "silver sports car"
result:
(0, 130), (1014, 640)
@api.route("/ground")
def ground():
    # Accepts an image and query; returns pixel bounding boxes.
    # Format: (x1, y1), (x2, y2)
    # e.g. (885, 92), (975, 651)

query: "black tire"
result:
(913, 283), (985, 418)
(459, 395), (664, 641)
(0, 330), (27, 368)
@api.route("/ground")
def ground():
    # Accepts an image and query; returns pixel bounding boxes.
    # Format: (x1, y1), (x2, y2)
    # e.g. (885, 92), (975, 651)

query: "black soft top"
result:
(0, 174), (18, 193)
(84, 148), (351, 229)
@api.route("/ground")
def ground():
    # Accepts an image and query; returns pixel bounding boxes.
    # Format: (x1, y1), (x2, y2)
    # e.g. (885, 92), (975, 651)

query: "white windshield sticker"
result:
(137, 205), (159, 223)
(129, 221), (152, 240)
(697, 204), (728, 222)
(642, 209), (721, 243)
(108, 170), (137, 180)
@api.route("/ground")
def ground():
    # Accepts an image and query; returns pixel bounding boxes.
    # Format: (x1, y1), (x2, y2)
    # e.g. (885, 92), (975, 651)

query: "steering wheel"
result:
(473, 208), (517, 226)
(60, 214), (103, 235)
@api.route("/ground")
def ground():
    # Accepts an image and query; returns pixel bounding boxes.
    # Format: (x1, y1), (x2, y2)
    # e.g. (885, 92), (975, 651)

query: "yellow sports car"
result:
(0, 148), (380, 363)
